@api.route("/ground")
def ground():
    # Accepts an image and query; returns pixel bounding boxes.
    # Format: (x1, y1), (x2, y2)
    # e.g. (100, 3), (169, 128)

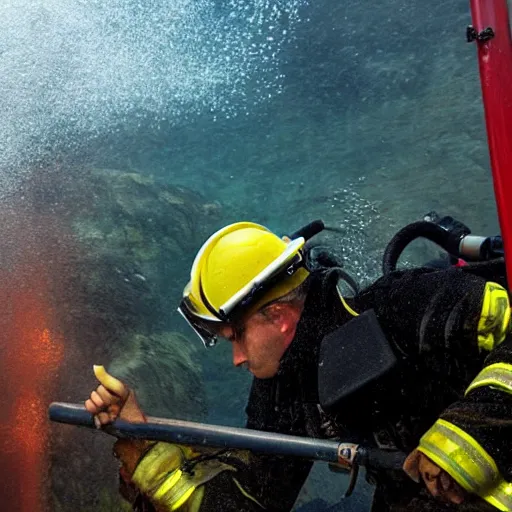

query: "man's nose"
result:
(232, 342), (246, 367)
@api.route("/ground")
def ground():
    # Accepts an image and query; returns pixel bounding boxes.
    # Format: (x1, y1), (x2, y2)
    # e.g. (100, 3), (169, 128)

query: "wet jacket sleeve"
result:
(115, 382), (312, 512)
(115, 439), (309, 512)
(115, 440), (240, 512)
(356, 267), (512, 510)
(355, 267), (507, 360)
(417, 334), (512, 512)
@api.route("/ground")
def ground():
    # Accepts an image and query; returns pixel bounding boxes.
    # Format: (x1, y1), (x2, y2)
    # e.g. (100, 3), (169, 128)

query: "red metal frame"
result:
(470, 0), (512, 289)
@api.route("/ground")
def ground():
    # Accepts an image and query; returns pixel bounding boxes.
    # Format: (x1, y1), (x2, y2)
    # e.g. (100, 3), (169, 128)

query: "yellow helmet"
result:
(179, 222), (310, 346)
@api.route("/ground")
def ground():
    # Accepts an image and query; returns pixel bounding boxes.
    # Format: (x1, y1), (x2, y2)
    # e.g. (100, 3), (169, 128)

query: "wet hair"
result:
(259, 274), (311, 315)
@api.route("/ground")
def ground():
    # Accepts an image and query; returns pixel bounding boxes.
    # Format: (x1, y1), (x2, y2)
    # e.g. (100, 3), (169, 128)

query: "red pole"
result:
(469, 0), (512, 289)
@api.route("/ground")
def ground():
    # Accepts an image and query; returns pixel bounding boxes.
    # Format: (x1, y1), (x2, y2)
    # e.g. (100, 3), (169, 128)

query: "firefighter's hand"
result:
(404, 449), (466, 504)
(85, 365), (146, 427)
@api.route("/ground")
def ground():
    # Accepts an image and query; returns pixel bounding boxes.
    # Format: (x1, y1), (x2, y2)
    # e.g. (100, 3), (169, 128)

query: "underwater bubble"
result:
(0, 0), (307, 196)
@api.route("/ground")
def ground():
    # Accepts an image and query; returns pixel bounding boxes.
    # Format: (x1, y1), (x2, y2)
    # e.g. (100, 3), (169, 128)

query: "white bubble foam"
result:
(0, 0), (307, 194)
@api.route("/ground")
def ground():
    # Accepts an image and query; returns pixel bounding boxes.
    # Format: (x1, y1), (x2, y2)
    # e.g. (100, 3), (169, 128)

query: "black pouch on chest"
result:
(318, 309), (397, 410)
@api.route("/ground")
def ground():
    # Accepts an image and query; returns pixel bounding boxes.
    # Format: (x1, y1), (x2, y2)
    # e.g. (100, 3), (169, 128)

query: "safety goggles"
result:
(177, 304), (220, 348)
(178, 238), (305, 348)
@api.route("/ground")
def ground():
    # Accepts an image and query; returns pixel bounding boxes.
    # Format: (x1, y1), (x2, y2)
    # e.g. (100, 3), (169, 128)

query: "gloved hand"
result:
(403, 449), (467, 505)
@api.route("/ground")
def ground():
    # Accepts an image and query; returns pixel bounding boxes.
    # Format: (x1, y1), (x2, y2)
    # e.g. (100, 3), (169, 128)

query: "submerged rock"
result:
(109, 332), (206, 420)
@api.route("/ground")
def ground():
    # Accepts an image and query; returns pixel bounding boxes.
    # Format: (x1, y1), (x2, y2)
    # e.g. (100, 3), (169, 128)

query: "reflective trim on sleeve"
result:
(478, 282), (511, 352)
(132, 443), (192, 492)
(132, 443), (198, 510)
(153, 468), (185, 501)
(418, 419), (512, 511)
(465, 363), (512, 396)
(484, 482), (512, 512)
(132, 443), (235, 511)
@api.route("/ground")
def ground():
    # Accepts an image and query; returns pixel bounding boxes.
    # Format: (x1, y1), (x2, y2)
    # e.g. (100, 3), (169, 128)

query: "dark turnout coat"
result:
(128, 263), (512, 512)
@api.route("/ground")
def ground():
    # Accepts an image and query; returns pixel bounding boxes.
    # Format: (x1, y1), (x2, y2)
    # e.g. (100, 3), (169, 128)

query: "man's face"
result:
(218, 305), (300, 379)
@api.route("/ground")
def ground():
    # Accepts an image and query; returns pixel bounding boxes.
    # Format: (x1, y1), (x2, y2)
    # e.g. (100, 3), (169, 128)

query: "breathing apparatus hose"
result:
(289, 219), (326, 241)
(288, 219), (360, 295)
(382, 221), (457, 275)
(382, 217), (504, 275)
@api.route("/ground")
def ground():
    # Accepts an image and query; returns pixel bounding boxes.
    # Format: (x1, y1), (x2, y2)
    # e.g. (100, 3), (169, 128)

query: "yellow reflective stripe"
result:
(484, 481), (512, 512)
(172, 486), (196, 511)
(419, 419), (498, 493)
(133, 443), (188, 491)
(132, 443), (201, 511)
(336, 286), (358, 317)
(153, 469), (183, 500)
(466, 363), (512, 396)
(478, 282), (510, 352)
(418, 419), (512, 511)
(153, 468), (197, 510)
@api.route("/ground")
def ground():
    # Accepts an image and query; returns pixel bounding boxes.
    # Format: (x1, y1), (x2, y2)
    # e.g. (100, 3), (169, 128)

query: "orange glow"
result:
(0, 206), (67, 511)
(1, 276), (65, 511)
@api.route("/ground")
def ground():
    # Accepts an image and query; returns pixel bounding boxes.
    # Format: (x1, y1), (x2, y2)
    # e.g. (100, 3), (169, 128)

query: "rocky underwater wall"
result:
(0, 165), (221, 511)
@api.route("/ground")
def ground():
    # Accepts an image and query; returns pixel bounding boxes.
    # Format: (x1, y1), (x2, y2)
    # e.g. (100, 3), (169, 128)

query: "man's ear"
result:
(263, 303), (299, 333)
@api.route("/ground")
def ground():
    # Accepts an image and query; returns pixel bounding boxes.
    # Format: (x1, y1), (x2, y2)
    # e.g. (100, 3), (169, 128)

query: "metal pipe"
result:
(48, 402), (406, 470)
